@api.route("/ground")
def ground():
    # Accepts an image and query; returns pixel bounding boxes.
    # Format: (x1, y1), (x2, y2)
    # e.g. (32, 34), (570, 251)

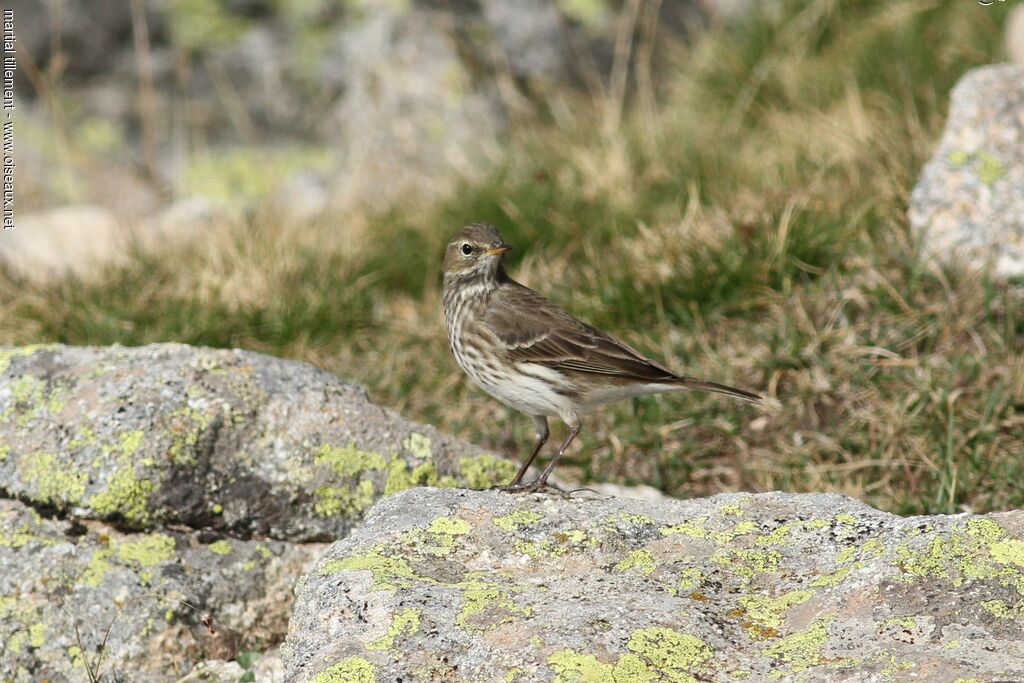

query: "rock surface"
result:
(909, 64), (1024, 278)
(0, 497), (320, 682)
(0, 344), (515, 541)
(0, 343), (521, 680)
(284, 488), (1024, 682)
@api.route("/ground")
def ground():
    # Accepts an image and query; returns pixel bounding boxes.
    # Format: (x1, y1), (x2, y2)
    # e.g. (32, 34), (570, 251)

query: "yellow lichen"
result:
(660, 519), (708, 539)
(320, 546), (419, 591)
(627, 627), (712, 682)
(313, 656), (377, 683)
(494, 510), (544, 532)
(737, 590), (812, 631)
(458, 453), (518, 488)
(116, 534), (176, 566)
(403, 433), (433, 460)
(367, 607), (421, 650)
(88, 466), (156, 525)
(455, 572), (530, 631)
(711, 548), (781, 579)
(615, 549), (657, 575)
(764, 617), (832, 669)
(208, 540), (233, 556)
(17, 453), (88, 506)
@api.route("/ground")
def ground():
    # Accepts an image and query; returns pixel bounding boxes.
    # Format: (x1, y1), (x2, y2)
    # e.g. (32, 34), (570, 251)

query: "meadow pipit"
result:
(442, 223), (761, 493)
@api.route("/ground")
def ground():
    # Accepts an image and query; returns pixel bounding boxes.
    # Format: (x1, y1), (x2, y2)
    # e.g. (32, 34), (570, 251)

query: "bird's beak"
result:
(485, 243), (512, 256)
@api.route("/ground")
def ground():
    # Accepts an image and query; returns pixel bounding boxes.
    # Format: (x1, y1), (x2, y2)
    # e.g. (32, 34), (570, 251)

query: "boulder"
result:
(0, 205), (125, 282)
(909, 64), (1024, 278)
(0, 344), (516, 541)
(283, 488), (1024, 682)
(0, 497), (320, 682)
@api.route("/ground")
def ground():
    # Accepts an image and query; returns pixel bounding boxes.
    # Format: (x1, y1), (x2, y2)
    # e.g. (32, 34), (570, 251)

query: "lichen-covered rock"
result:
(0, 498), (321, 682)
(283, 488), (1024, 682)
(0, 344), (515, 541)
(909, 64), (1024, 278)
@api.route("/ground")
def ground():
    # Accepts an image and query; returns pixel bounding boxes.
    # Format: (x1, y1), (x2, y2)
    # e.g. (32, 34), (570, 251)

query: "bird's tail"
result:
(677, 377), (762, 403)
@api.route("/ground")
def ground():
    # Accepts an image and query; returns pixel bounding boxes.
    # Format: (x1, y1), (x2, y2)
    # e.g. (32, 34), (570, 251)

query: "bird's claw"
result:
(491, 480), (582, 498)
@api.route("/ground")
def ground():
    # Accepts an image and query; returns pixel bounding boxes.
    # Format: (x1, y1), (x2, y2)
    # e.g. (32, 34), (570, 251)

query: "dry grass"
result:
(2, 0), (1020, 514)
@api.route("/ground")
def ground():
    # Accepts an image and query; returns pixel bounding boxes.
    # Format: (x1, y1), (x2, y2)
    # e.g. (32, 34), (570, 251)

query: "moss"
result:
(455, 572), (531, 631)
(458, 453), (518, 489)
(208, 540), (233, 556)
(321, 546), (419, 591)
(367, 607), (421, 650)
(494, 510), (544, 532)
(764, 617), (832, 669)
(313, 656), (377, 683)
(737, 590), (812, 633)
(88, 466), (156, 525)
(17, 453), (87, 506)
(615, 549), (657, 575)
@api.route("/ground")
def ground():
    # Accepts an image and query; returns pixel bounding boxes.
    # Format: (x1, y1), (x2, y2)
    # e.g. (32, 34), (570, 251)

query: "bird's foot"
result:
(491, 479), (581, 498)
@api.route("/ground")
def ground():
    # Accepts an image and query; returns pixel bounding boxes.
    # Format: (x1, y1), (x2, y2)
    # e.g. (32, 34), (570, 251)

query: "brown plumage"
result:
(442, 223), (760, 492)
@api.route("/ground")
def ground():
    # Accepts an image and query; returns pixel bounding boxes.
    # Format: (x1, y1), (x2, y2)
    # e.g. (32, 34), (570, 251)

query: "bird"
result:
(441, 223), (760, 493)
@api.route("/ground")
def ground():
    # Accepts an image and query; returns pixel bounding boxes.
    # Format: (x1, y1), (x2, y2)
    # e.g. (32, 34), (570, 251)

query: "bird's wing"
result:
(480, 281), (680, 383)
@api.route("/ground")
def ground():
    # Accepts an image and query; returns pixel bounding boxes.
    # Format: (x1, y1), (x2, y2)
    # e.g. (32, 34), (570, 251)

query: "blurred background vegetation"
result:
(1, 0), (1021, 515)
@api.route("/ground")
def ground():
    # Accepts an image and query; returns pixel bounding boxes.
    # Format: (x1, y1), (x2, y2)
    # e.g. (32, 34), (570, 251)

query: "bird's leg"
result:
(495, 419), (582, 494)
(508, 416), (549, 486)
(535, 419), (581, 488)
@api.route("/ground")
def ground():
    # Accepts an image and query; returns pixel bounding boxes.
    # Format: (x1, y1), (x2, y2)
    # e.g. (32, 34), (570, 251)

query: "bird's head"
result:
(443, 223), (512, 281)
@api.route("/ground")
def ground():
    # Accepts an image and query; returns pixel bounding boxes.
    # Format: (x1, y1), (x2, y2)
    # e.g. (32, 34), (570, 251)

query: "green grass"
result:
(2, 0), (1020, 515)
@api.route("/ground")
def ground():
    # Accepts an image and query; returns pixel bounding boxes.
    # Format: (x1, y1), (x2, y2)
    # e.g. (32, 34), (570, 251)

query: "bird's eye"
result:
(461, 243), (473, 255)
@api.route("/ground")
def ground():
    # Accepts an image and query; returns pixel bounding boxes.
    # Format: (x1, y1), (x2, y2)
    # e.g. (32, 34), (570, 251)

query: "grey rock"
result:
(324, 5), (503, 207)
(0, 344), (516, 541)
(0, 497), (322, 682)
(0, 205), (126, 282)
(909, 64), (1024, 278)
(1007, 4), (1024, 67)
(283, 488), (1024, 682)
